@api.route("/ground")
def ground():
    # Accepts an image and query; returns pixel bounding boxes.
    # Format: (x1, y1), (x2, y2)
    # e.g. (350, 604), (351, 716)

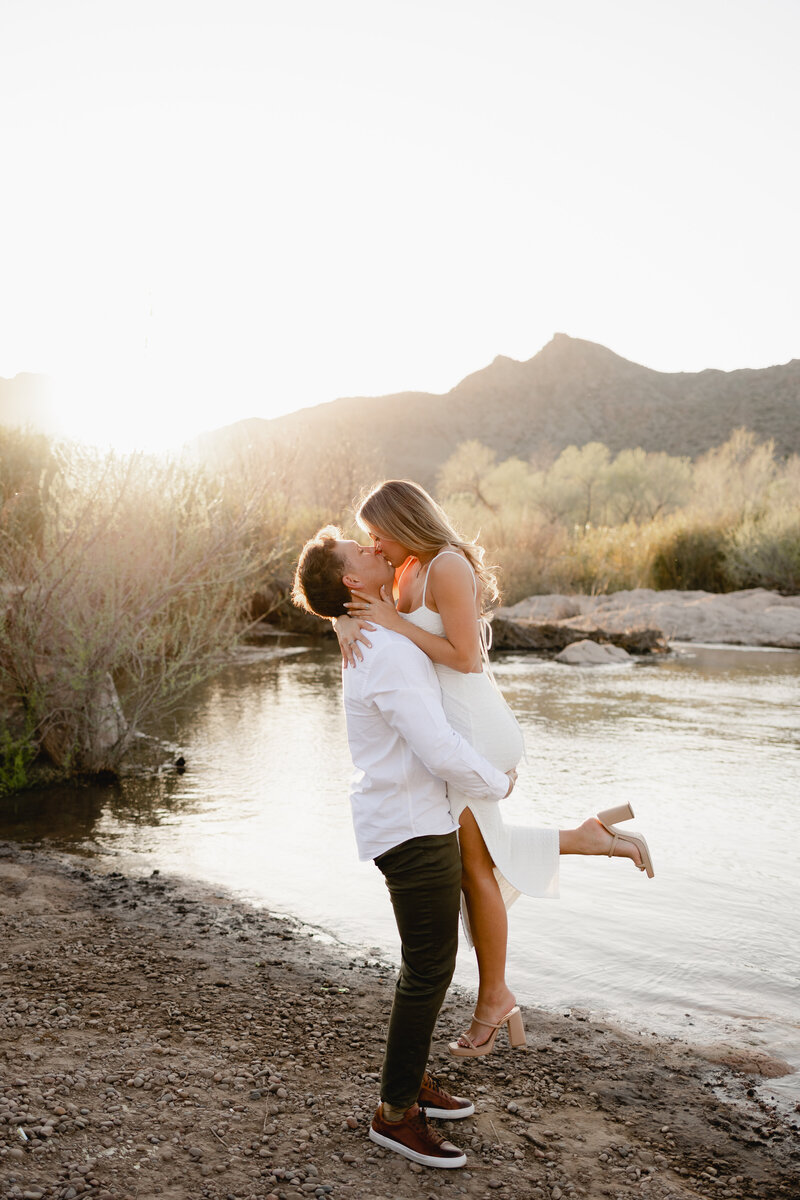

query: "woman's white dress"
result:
(400, 552), (559, 946)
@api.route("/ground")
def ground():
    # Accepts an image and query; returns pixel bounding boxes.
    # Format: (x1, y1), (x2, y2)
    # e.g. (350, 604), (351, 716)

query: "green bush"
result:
(564, 522), (658, 595)
(649, 520), (733, 591)
(724, 509), (800, 592)
(0, 727), (36, 797)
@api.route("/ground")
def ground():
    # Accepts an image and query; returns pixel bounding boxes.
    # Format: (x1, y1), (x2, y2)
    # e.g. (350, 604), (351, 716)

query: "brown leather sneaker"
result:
(369, 1102), (467, 1168)
(418, 1071), (475, 1119)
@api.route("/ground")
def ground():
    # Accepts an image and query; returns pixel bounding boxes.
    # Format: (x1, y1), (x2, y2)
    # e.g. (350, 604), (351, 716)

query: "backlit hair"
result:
(357, 480), (499, 607)
(291, 525), (351, 619)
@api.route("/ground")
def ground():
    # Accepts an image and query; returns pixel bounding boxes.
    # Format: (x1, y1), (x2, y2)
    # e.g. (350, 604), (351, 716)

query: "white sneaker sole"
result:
(368, 1126), (467, 1168)
(421, 1101), (475, 1119)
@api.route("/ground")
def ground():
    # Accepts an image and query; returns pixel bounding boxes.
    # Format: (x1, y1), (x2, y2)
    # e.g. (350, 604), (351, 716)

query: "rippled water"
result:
(3, 637), (799, 1103)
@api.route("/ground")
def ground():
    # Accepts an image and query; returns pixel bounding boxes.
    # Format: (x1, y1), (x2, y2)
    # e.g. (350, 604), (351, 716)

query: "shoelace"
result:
(407, 1108), (448, 1146)
(421, 1072), (449, 1099)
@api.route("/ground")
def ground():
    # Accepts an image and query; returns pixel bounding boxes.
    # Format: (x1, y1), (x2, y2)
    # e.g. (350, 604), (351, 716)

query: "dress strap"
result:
(421, 549), (478, 608)
(397, 556), (417, 591)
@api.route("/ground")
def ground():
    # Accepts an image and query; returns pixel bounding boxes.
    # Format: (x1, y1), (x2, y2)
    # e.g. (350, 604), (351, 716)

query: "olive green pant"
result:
(374, 831), (462, 1111)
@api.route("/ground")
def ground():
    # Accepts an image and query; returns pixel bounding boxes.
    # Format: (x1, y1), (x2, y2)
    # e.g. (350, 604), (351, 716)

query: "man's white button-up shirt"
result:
(342, 627), (510, 861)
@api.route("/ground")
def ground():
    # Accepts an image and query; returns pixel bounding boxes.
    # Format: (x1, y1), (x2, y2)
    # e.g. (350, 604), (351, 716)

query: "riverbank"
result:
(1, 846), (797, 1200)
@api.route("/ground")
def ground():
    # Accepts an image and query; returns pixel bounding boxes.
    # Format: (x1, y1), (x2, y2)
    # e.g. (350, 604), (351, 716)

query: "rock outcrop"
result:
(496, 587), (800, 650)
(490, 614), (667, 655)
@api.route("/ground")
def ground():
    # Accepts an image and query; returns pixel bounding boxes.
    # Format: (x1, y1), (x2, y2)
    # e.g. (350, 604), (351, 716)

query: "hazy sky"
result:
(2, 0), (798, 449)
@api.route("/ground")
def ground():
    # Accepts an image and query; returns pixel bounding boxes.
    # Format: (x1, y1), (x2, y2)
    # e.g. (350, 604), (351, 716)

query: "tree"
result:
(536, 443), (612, 526)
(437, 441), (499, 512)
(606, 448), (691, 523)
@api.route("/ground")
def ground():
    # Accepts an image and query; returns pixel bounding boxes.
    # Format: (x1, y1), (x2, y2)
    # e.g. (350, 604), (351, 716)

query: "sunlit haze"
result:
(2, 0), (799, 451)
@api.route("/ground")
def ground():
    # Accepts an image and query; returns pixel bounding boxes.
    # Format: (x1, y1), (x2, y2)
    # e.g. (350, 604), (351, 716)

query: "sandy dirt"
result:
(1, 843), (798, 1200)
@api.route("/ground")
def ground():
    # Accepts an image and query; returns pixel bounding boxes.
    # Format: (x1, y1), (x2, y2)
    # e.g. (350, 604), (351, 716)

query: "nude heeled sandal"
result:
(447, 1005), (527, 1058)
(596, 803), (655, 879)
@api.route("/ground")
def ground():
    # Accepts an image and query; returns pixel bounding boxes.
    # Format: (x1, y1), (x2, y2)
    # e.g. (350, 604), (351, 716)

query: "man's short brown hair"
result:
(291, 525), (351, 619)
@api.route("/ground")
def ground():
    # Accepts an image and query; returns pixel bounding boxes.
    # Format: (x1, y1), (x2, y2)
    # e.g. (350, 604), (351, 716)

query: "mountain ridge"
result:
(198, 334), (800, 486)
(5, 336), (800, 486)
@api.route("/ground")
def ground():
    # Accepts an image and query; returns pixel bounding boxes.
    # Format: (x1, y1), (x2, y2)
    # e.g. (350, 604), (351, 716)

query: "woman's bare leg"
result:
(456, 813), (646, 1048)
(457, 807), (516, 1047)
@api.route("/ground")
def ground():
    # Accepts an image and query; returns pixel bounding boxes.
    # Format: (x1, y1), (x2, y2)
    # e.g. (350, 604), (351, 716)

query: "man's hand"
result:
(504, 768), (518, 798)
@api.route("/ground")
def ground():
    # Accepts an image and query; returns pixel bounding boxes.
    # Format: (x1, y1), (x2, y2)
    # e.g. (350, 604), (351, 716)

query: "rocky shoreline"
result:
(1, 845), (798, 1200)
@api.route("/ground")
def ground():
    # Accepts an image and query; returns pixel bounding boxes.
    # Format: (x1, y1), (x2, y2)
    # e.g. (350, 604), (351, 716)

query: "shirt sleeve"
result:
(366, 639), (509, 802)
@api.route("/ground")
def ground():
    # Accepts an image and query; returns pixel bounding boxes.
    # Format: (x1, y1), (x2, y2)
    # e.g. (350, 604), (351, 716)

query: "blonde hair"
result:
(357, 480), (499, 608)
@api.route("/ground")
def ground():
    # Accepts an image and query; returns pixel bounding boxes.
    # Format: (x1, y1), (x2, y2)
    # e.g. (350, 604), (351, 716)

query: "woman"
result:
(334, 480), (653, 1057)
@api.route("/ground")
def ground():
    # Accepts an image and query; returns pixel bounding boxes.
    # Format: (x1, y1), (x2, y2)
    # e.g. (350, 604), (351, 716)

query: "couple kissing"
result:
(291, 478), (654, 1170)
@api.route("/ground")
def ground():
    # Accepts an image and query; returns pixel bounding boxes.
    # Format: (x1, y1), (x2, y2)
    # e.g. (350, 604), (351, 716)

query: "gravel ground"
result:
(1, 843), (798, 1200)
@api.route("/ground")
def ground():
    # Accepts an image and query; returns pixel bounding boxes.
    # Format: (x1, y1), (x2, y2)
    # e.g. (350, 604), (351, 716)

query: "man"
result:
(291, 527), (516, 1170)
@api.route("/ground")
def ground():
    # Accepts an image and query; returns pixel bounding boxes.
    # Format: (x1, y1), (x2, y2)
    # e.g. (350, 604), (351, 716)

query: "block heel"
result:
(596, 805), (655, 878)
(448, 1005), (527, 1058)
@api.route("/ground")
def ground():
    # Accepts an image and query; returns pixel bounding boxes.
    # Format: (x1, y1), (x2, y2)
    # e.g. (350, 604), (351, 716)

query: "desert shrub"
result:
(0, 426), (56, 551)
(649, 518), (734, 591)
(491, 522), (573, 604)
(0, 726), (37, 797)
(0, 447), (269, 775)
(214, 432), (381, 627)
(723, 507), (800, 592)
(564, 522), (661, 594)
(690, 429), (779, 522)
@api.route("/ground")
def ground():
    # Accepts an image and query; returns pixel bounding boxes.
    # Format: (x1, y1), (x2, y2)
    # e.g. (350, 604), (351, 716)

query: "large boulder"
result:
(554, 640), (632, 665)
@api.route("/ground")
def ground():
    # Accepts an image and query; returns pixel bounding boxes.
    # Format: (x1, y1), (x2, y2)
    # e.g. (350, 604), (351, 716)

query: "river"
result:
(3, 636), (799, 1105)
